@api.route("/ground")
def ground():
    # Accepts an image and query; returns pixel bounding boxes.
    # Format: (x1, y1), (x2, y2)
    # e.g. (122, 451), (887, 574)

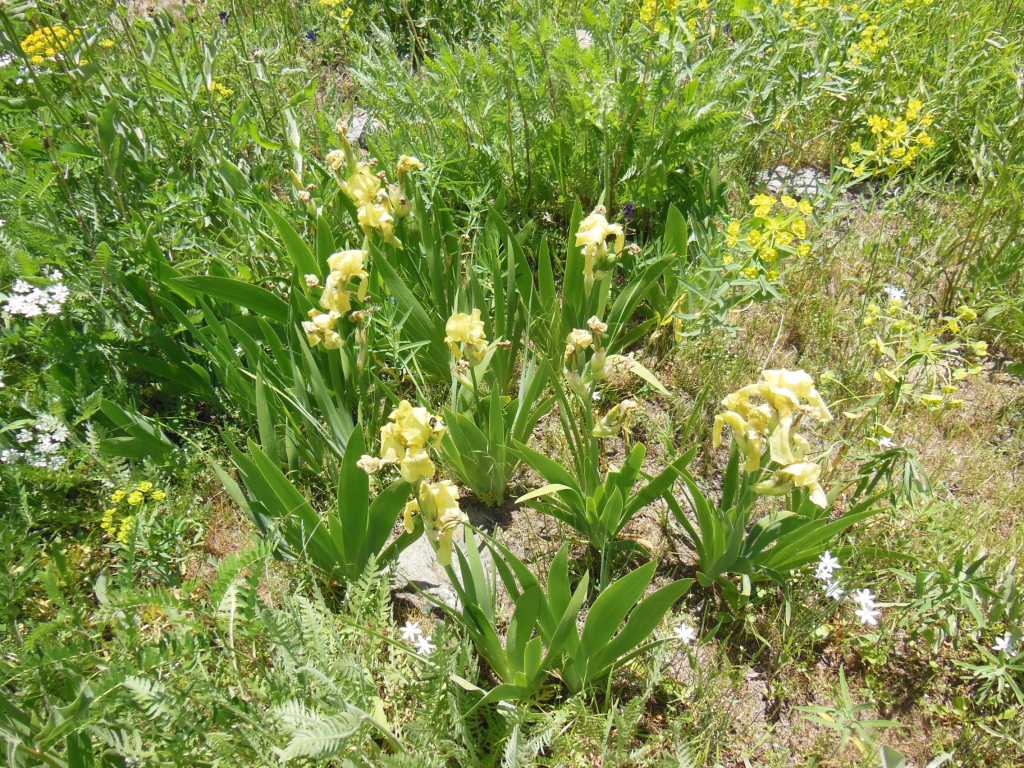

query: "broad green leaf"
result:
(516, 484), (574, 504)
(170, 276), (289, 323)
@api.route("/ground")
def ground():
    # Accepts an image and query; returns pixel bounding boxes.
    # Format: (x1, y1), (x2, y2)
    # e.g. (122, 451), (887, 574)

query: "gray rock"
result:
(346, 108), (385, 148)
(756, 164), (830, 198)
(392, 531), (495, 615)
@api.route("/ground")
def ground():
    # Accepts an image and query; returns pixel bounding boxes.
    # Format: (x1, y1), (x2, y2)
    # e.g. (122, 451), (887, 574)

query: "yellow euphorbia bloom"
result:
(726, 219), (741, 246)
(749, 194), (775, 218)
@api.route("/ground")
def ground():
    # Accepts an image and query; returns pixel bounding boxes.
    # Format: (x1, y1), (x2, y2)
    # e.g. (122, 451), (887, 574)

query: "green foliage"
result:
(669, 447), (880, 604)
(516, 441), (693, 572)
(1, 0), (1023, 764)
(444, 530), (692, 700)
(355, 0), (733, 221)
(218, 432), (419, 584)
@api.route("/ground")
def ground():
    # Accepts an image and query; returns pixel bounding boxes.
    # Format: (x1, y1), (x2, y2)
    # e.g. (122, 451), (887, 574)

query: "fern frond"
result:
(272, 700), (362, 762)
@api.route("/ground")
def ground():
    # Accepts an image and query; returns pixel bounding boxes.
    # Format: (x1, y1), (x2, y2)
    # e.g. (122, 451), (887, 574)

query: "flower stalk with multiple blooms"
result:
(20, 25), (81, 66)
(713, 369), (833, 507)
(842, 98), (935, 178)
(326, 122), (424, 245)
(722, 193), (814, 283)
(358, 401), (467, 566)
(101, 481), (167, 545)
(863, 291), (986, 411)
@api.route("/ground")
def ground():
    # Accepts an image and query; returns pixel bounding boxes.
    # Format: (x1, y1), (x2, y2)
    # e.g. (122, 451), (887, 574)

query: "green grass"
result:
(1, 0), (1022, 766)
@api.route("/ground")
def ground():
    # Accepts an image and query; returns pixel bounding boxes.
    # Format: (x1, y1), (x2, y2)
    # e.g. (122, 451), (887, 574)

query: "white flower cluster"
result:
(3, 270), (70, 318)
(814, 551), (881, 626)
(399, 620), (437, 656)
(1, 414), (70, 470)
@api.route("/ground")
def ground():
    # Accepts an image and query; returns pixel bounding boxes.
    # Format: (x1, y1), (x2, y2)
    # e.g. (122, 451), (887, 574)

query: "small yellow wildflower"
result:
(208, 80), (233, 98)
(750, 194), (775, 218)
(117, 515), (135, 544)
(725, 219), (741, 246)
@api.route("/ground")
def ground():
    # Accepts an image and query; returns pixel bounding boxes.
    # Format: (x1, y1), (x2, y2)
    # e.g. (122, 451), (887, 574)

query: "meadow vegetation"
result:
(1, 0), (1022, 765)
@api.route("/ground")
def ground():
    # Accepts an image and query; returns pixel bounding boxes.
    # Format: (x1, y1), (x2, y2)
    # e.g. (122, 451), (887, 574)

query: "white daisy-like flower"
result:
(851, 588), (876, 609)
(855, 604), (881, 626)
(992, 633), (1015, 654)
(814, 551), (841, 582)
(884, 285), (906, 301)
(877, 437), (896, 449)
(674, 621), (697, 645)
(824, 580), (845, 601)
(414, 635), (437, 655)
(399, 621), (422, 644)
